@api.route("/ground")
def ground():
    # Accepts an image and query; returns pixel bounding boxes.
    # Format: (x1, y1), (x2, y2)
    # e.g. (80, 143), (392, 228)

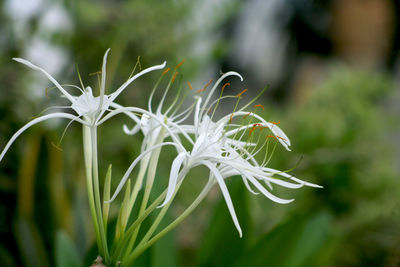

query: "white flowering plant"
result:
(0, 49), (321, 266)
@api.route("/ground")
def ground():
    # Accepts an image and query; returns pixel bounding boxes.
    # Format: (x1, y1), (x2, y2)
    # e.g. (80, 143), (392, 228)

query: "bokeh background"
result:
(1, 0), (400, 266)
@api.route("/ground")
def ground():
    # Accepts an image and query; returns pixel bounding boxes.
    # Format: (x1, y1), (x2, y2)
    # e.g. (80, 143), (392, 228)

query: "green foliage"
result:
(55, 231), (81, 267)
(196, 178), (252, 267)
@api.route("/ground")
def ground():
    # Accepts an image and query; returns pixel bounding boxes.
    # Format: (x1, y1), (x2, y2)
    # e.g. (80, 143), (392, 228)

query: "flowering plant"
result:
(0, 49), (320, 266)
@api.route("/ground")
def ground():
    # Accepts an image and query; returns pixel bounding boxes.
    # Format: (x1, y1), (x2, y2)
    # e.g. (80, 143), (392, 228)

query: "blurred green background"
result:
(1, 0), (400, 266)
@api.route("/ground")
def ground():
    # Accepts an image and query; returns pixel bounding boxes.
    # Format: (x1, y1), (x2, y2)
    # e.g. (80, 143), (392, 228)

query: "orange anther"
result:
(236, 89), (248, 97)
(187, 81), (193, 90)
(266, 135), (287, 141)
(243, 112), (251, 119)
(270, 120), (280, 125)
(254, 104), (264, 110)
(221, 82), (230, 92)
(162, 68), (171, 75)
(171, 72), (179, 83)
(204, 79), (213, 89)
(197, 79), (213, 93)
(175, 59), (185, 69)
(229, 113), (234, 123)
(51, 141), (63, 151)
(277, 135), (287, 141)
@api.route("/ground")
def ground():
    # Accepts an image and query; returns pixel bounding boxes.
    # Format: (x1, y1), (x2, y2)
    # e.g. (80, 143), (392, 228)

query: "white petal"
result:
(13, 58), (76, 104)
(159, 152), (186, 207)
(109, 61), (166, 103)
(106, 142), (182, 203)
(262, 167), (322, 188)
(99, 48), (110, 111)
(203, 160), (243, 237)
(200, 71), (243, 120)
(245, 174), (294, 204)
(0, 113), (84, 163)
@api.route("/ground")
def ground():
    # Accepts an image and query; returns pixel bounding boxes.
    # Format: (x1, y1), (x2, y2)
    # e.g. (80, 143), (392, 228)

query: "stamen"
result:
(128, 56), (142, 79)
(236, 89), (247, 98)
(254, 104), (264, 110)
(89, 71), (102, 76)
(187, 81), (193, 90)
(162, 68), (171, 75)
(137, 56), (142, 71)
(243, 112), (251, 119)
(270, 120), (280, 125)
(171, 72), (179, 84)
(89, 71), (102, 92)
(197, 79), (213, 93)
(76, 63), (85, 89)
(175, 59), (185, 69)
(51, 141), (63, 151)
(221, 82), (230, 92)
(266, 135), (287, 141)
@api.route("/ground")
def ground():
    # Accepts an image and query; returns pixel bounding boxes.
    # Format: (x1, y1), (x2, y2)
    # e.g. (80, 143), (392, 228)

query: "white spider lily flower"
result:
(121, 67), (196, 148)
(159, 71), (321, 237)
(0, 49), (166, 163)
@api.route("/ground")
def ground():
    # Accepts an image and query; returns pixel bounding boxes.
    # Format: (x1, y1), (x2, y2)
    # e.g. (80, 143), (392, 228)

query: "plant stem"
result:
(83, 126), (104, 256)
(125, 179), (214, 265)
(90, 126), (110, 261)
(124, 129), (165, 254)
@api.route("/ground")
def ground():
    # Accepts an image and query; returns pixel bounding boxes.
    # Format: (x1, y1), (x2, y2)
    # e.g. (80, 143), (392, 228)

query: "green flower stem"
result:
(83, 126), (104, 256)
(116, 135), (155, 239)
(111, 186), (169, 262)
(124, 179), (214, 266)
(90, 126), (110, 261)
(130, 167), (190, 254)
(125, 129), (166, 254)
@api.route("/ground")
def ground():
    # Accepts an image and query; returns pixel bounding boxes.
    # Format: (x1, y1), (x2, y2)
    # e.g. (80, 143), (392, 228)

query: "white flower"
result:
(0, 49), (166, 163)
(159, 71), (321, 237)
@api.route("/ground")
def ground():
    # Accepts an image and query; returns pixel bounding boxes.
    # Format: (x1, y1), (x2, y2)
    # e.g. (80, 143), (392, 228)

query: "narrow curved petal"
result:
(123, 124), (142, 136)
(245, 173), (294, 204)
(0, 113), (84, 163)
(98, 48), (111, 112)
(13, 58), (76, 104)
(109, 61), (167, 103)
(106, 142), (183, 203)
(221, 112), (291, 151)
(200, 71), (243, 120)
(202, 160), (243, 237)
(159, 152), (187, 207)
(96, 106), (187, 153)
(194, 97), (202, 131)
(262, 167), (322, 188)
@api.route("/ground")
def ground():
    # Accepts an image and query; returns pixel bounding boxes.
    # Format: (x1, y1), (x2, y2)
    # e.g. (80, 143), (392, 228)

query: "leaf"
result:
(235, 211), (331, 267)
(152, 212), (177, 267)
(196, 177), (252, 267)
(15, 218), (50, 267)
(55, 230), (81, 267)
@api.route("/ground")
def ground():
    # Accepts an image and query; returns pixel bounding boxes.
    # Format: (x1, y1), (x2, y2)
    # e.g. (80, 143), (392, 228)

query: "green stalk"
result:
(83, 126), (104, 256)
(90, 126), (110, 261)
(111, 187), (168, 262)
(124, 128), (166, 254)
(124, 179), (214, 265)
(116, 135), (154, 238)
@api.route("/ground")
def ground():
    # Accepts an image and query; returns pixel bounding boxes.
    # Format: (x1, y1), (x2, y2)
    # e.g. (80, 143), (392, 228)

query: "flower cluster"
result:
(0, 49), (321, 265)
